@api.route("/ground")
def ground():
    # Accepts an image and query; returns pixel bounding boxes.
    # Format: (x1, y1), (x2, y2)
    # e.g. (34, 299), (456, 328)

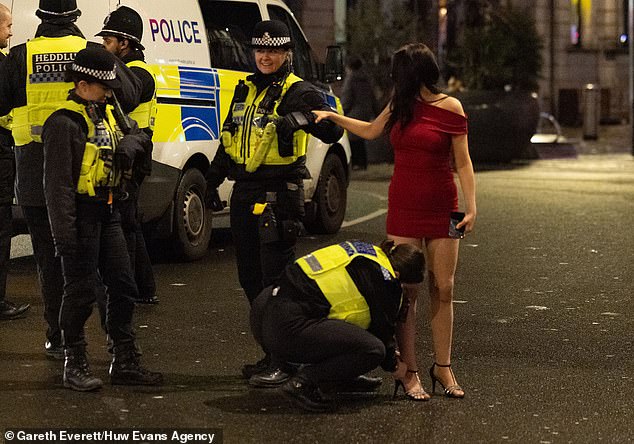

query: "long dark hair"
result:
(386, 43), (441, 133)
(380, 239), (424, 284)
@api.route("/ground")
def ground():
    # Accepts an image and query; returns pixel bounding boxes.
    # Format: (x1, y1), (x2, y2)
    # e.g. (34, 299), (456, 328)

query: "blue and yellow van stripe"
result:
(152, 65), (247, 144)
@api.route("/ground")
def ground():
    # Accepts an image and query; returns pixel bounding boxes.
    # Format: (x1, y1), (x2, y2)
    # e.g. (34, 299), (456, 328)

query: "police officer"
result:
(250, 240), (425, 412)
(97, 6), (158, 305)
(41, 47), (161, 392)
(0, 2), (30, 321)
(0, 0), (141, 358)
(205, 20), (343, 386)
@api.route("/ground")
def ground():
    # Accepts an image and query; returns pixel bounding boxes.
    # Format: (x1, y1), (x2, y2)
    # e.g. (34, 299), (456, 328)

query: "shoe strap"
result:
(406, 369), (419, 374)
(434, 362), (452, 368)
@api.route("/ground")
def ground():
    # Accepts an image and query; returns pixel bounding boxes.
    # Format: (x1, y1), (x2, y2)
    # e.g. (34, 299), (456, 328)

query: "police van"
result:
(10, 0), (350, 260)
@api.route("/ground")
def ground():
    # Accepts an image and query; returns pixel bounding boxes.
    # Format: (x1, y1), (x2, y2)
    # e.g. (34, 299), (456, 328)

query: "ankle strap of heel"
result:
(434, 362), (452, 368)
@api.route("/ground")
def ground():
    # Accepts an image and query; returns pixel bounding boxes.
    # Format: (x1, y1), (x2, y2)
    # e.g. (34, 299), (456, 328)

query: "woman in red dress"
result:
(314, 43), (476, 401)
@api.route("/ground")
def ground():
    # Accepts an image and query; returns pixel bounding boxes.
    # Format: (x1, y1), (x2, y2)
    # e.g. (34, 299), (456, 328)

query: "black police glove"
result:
(204, 187), (226, 212)
(114, 150), (133, 172)
(276, 111), (315, 134)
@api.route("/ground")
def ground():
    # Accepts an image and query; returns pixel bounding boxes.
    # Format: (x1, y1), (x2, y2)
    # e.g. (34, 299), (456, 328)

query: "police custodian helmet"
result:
(36, 0), (81, 20)
(96, 6), (145, 50)
(250, 20), (293, 50)
(66, 47), (121, 90)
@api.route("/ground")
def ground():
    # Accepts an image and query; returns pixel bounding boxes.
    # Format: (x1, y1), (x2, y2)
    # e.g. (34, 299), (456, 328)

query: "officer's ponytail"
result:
(380, 240), (424, 284)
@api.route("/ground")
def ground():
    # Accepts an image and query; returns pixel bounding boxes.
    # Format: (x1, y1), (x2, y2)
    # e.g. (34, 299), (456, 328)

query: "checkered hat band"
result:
(100, 28), (142, 44)
(71, 64), (117, 81)
(37, 8), (80, 16)
(251, 36), (291, 47)
(29, 72), (66, 83)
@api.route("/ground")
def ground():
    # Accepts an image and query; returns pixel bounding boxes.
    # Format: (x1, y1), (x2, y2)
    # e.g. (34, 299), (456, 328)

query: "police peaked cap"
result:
(250, 20), (293, 49)
(67, 47), (121, 89)
(36, 0), (81, 20)
(96, 6), (145, 50)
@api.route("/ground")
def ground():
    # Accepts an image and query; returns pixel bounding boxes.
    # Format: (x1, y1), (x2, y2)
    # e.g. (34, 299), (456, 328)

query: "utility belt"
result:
(251, 181), (304, 245)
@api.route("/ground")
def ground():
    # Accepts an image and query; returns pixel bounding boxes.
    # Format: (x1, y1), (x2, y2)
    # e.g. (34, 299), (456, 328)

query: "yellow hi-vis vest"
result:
(222, 73), (308, 166)
(296, 241), (397, 329)
(12, 35), (87, 146)
(56, 101), (121, 196)
(126, 60), (157, 132)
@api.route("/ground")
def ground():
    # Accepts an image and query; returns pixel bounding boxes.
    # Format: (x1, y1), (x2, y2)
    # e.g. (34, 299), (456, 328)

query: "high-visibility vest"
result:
(126, 60), (157, 132)
(12, 35), (87, 145)
(296, 241), (398, 329)
(56, 101), (121, 196)
(222, 73), (308, 166)
(0, 111), (11, 131)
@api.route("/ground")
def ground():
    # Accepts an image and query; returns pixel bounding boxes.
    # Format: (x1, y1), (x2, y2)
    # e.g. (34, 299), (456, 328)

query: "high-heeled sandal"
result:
(429, 363), (465, 398)
(393, 369), (431, 401)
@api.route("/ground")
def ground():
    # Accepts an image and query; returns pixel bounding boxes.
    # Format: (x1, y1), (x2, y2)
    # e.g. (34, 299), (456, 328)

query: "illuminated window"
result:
(570, 0), (582, 46)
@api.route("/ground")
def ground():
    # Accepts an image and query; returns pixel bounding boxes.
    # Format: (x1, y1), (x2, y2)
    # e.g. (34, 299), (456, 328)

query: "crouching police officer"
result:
(41, 47), (161, 392)
(250, 240), (425, 412)
(204, 20), (344, 386)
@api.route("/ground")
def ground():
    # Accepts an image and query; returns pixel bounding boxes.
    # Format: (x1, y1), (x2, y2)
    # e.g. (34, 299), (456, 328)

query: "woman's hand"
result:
(457, 211), (476, 234)
(312, 110), (335, 123)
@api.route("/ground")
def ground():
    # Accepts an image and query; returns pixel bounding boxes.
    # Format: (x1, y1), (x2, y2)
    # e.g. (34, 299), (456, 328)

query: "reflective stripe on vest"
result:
(223, 73), (308, 166)
(126, 60), (157, 132)
(56, 101), (121, 196)
(296, 241), (397, 329)
(13, 36), (87, 146)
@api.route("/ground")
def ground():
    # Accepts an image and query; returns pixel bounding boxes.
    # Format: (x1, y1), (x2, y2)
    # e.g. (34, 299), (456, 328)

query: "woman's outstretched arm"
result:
(313, 104), (391, 140)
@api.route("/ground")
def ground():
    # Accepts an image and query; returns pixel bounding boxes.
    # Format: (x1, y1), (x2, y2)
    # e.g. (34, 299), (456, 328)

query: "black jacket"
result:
(42, 93), (150, 257)
(277, 255), (402, 372)
(205, 69), (344, 187)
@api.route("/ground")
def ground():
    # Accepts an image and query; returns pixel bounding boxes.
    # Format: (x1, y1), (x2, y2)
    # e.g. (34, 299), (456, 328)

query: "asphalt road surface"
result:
(1, 154), (632, 444)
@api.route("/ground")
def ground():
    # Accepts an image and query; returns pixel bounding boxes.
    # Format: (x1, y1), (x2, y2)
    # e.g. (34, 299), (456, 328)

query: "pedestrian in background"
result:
(341, 56), (376, 170)
(42, 47), (161, 392)
(0, 2), (30, 321)
(98, 6), (158, 305)
(205, 20), (343, 387)
(250, 240), (425, 412)
(0, 0), (141, 358)
(314, 43), (476, 400)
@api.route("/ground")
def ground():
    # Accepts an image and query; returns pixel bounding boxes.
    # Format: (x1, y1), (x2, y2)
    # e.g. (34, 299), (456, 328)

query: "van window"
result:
(267, 5), (316, 80)
(198, 0), (260, 71)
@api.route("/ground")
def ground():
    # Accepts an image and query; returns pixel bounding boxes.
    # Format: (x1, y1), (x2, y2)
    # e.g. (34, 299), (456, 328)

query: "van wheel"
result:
(172, 168), (212, 261)
(304, 153), (347, 234)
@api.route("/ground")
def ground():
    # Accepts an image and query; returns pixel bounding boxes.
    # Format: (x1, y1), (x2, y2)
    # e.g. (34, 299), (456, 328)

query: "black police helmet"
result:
(67, 47), (121, 90)
(36, 0), (81, 20)
(250, 20), (293, 50)
(96, 6), (145, 50)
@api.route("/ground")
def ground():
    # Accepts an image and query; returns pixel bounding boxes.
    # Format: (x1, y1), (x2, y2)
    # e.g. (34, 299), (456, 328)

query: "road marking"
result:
(341, 209), (387, 228)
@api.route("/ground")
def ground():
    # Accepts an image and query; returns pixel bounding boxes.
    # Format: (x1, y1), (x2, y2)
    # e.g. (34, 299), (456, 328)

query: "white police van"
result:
(10, 0), (350, 260)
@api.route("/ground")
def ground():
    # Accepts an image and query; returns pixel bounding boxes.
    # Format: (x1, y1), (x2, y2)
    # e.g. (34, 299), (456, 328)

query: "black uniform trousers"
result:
(22, 206), (64, 345)
(0, 205), (11, 302)
(59, 202), (137, 348)
(120, 190), (155, 299)
(229, 180), (303, 304)
(251, 287), (386, 384)
(0, 138), (15, 303)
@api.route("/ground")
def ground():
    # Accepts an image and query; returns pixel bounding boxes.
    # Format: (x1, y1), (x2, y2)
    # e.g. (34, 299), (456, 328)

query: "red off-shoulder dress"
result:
(386, 100), (468, 238)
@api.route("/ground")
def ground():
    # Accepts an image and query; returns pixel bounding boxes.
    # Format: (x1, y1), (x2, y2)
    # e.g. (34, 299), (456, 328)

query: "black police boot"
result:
(110, 343), (163, 386)
(280, 375), (333, 412)
(0, 300), (30, 320)
(63, 346), (103, 392)
(45, 340), (64, 361)
(249, 367), (290, 388)
(241, 355), (271, 379)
